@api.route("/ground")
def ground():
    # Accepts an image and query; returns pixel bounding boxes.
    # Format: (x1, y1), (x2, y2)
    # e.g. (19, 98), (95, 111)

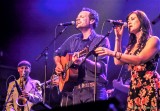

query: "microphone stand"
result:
(35, 26), (68, 105)
(93, 54), (98, 102)
(2, 84), (15, 111)
(81, 27), (113, 102)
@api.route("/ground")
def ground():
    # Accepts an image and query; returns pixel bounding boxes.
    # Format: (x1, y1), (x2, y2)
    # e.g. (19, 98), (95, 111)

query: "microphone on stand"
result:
(107, 19), (127, 27)
(58, 21), (75, 26)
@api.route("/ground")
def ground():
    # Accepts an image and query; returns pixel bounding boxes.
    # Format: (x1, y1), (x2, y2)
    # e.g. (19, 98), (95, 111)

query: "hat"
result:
(17, 60), (31, 68)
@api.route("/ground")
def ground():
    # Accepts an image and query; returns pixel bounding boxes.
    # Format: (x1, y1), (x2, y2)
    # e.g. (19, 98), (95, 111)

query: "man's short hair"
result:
(82, 7), (99, 29)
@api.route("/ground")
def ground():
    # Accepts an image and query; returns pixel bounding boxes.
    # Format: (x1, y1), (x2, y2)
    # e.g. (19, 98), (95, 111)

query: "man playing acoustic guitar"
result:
(54, 7), (110, 106)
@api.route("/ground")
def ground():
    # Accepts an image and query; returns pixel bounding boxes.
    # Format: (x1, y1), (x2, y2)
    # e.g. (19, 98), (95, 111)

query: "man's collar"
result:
(88, 30), (96, 41)
(76, 30), (96, 41)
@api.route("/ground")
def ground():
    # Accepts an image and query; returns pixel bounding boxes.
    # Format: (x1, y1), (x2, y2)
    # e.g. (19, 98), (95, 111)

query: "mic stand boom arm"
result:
(35, 26), (68, 61)
(35, 26), (68, 104)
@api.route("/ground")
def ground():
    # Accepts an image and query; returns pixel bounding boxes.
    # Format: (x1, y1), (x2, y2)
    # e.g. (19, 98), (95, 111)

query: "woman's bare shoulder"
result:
(147, 36), (160, 44)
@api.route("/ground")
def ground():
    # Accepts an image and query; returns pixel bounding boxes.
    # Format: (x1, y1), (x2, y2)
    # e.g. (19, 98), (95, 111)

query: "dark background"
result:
(0, 0), (160, 109)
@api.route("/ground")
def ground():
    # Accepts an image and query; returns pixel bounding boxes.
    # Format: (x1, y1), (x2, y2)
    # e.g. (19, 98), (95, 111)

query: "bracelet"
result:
(114, 51), (117, 57)
(117, 52), (122, 60)
(115, 38), (119, 41)
(115, 51), (122, 60)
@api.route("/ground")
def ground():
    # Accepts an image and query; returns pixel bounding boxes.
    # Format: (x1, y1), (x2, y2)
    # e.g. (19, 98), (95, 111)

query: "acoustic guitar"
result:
(58, 47), (89, 92)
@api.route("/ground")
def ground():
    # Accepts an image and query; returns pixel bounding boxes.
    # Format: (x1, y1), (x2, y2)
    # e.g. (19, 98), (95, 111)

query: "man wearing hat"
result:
(5, 60), (42, 111)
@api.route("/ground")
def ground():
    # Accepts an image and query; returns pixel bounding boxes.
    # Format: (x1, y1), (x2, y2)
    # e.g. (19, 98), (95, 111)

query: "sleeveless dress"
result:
(126, 44), (160, 111)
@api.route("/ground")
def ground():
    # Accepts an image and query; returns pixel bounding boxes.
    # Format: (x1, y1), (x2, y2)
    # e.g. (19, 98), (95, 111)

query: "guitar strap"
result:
(76, 33), (97, 53)
(87, 34), (100, 52)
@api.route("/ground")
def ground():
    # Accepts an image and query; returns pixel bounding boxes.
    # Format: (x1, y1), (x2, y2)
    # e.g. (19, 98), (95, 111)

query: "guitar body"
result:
(58, 47), (89, 92)
(59, 53), (78, 92)
(110, 89), (128, 108)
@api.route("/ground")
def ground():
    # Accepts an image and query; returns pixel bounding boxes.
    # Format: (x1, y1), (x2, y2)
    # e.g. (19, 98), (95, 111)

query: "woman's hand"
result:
(114, 20), (125, 40)
(95, 47), (112, 56)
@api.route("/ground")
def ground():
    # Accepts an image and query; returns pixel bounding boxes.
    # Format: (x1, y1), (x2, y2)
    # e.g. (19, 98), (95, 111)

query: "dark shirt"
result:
(54, 30), (110, 86)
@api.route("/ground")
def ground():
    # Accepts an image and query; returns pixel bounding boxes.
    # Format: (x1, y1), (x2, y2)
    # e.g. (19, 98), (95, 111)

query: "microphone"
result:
(107, 19), (127, 27)
(152, 14), (160, 25)
(58, 21), (75, 26)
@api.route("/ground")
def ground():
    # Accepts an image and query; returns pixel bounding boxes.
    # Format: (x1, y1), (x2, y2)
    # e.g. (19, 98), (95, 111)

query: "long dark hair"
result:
(126, 10), (152, 53)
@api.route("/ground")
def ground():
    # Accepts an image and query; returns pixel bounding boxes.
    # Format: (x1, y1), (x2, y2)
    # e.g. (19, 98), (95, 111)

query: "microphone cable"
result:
(100, 20), (107, 35)
(5, 75), (16, 91)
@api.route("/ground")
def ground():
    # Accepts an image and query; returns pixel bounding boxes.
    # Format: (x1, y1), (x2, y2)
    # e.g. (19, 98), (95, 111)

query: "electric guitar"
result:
(110, 65), (124, 97)
(58, 47), (89, 92)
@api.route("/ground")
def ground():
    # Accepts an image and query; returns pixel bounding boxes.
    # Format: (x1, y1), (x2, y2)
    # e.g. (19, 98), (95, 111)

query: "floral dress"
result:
(126, 46), (160, 111)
